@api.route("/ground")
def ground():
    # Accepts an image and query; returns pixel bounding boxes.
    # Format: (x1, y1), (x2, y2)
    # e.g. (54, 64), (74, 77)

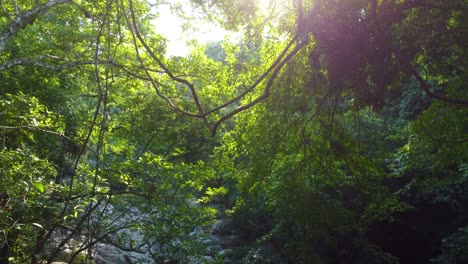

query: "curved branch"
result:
(0, 55), (162, 83)
(127, 0), (307, 135)
(210, 40), (307, 136)
(0, 56), (112, 70)
(0, 0), (71, 52)
(370, 1), (468, 107)
(127, 0), (211, 129)
(122, 2), (203, 119)
(393, 49), (468, 106)
(204, 34), (298, 116)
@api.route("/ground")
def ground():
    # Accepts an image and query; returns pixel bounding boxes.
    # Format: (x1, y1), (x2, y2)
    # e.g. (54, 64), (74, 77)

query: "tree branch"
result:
(204, 34), (299, 116)
(0, 125), (71, 140)
(122, 0), (205, 119)
(0, 56), (101, 71)
(0, 55), (162, 83)
(127, 0), (211, 129)
(210, 39), (306, 136)
(393, 48), (468, 107)
(0, 0), (71, 52)
(370, 1), (468, 107)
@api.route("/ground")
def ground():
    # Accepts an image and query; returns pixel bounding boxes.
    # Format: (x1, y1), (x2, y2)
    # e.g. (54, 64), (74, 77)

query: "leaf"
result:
(32, 223), (43, 229)
(32, 181), (45, 193)
(172, 147), (185, 156)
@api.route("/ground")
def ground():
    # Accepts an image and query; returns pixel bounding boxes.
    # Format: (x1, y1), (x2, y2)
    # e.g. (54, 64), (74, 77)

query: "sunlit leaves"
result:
(198, 186), (228, 203)
(32, 181), (45, 193)
(0, 93), (64, 131)
(0, 0), (465, 262)
(0, 147), (63, 261)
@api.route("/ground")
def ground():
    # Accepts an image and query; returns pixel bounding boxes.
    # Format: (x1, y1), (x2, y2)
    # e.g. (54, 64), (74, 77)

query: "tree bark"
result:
(0, 0), (71, 52)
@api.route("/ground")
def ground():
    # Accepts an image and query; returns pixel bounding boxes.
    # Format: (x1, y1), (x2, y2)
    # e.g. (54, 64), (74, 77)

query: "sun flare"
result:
(151, 0), (230, 57)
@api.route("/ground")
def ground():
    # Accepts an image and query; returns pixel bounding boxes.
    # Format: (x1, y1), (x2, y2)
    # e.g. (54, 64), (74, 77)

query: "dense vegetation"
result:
(0, 0), (467, 263)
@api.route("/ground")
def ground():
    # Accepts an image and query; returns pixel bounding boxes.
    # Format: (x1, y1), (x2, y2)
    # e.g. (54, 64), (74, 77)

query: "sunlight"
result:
(151, 0), (229, 57)
(150, 0), (285, 57)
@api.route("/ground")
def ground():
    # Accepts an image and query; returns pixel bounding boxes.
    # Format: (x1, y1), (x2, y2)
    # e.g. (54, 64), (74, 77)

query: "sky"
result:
(151, 0), (230, 57)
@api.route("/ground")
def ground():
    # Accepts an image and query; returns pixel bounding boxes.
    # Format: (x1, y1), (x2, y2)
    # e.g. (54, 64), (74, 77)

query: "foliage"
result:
(0, 0), (466, 263)
(431, 226), (468, 264)
(0, 147), (63, 263)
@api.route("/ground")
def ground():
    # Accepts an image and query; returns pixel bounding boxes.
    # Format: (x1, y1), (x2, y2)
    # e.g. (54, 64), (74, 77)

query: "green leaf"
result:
(172, 147), (185, 156)
(32, 181), (45, 193)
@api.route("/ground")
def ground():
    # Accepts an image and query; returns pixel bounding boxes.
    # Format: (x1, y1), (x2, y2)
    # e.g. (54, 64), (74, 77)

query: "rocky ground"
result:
(42, 202), (286, 263)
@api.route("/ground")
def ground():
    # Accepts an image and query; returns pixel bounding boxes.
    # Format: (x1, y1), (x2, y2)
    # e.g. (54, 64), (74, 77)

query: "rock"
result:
(189, 226), (204, 237)
(211, 219), (235, 236)
(202, 255), (215, 262)
(219, 249), (233, 257)
(206, 245), (223, 255)
(241, 243), (286, 263)
(48, 245), (88, 263)
(185, 255), (215, 264)
(92, 242), (146, 264)
(209, 234), (241, 247)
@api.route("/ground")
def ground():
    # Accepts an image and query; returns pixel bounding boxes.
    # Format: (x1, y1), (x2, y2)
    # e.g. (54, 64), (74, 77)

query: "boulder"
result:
(211, 219), (235, 236)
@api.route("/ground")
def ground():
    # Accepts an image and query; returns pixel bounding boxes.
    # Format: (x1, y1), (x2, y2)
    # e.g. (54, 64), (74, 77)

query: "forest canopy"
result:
(0, 0), (467, 263)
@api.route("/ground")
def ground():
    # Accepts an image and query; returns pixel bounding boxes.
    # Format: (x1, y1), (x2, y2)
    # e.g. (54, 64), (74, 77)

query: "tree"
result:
(0, 0), (466, 263)
(0, 0), (218, 262)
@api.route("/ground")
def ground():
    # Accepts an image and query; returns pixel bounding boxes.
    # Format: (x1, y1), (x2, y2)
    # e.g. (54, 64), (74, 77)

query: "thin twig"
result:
(0, 125), (71, 140)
